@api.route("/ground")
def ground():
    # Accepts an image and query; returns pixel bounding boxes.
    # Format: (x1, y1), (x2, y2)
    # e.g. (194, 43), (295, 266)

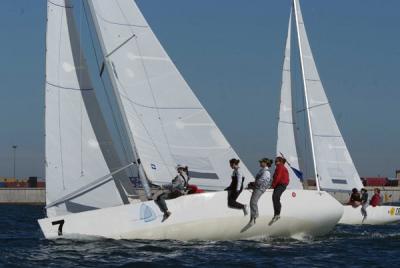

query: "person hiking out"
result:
(225, 158), (248, 216)
(360, 188), (368, 222)
(369, 188), (381, 207)
(348, 188), (362, 207)
(269, 156), (289, 224)
(155, 165), (188, 222)
(247, 158), (272, 225)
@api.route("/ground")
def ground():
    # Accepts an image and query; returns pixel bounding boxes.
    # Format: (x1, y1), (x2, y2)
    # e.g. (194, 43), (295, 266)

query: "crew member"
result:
(270, 156), (289, 223)
(226, 158), (248, 216)
(360, 188), (368, 222)
(369, 188), (381, 207)
(348, 188), (362, 207)
(155, 165), (188, 222)
(248, 158), (272, 225)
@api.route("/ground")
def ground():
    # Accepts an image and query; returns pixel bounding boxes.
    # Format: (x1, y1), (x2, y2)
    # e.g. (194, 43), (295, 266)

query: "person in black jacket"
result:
(225, 158), (248, 216)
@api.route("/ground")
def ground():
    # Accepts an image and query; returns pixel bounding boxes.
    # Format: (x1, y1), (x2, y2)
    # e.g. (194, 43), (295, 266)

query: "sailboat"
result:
(278, 0), (400, 225)
(38, 0), (343, 240)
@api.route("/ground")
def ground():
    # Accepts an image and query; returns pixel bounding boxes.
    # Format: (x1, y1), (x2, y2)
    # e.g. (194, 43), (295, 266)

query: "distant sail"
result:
(85, 0), (253, 190)
(277, 8), (304, 189)
(293, 0), (363, 191)
(45, 0), (127, 217)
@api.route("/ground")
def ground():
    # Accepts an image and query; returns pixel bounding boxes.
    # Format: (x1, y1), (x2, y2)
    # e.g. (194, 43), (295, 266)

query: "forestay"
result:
(45, 0), (126, 217)
(293, 0), (363, 191)
(277, 8), (303, 190)
(86, 0), (253, 190)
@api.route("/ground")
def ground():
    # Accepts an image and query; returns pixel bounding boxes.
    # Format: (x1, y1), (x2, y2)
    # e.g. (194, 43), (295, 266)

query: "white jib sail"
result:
(293, 0), (363, 192)
(86, 0), (253, 190)
(45, 0), (125, 217)
(277, 9), (304, 190)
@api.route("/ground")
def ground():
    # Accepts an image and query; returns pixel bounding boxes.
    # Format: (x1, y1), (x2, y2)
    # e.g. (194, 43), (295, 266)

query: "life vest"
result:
(180, 173), (192, 195)
(227, 173), (244, 192)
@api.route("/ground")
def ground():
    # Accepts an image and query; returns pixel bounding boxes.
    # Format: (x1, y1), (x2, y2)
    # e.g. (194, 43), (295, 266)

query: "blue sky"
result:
(0, 0), (399, 179)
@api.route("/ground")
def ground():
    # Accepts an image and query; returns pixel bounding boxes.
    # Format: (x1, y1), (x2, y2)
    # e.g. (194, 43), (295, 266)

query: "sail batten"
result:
(293, 0), (363, 192)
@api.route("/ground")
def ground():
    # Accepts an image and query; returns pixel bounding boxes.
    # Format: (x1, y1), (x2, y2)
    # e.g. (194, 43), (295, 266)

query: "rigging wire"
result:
(56, 6), (66, 189)
(293, 25), (310, 181)
(301, 78), (309, 179)
(78, 1), (84, 177)
(80, 95), (84, 177)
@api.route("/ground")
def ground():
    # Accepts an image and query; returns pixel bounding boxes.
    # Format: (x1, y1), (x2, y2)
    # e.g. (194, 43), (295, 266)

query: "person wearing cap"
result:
(269, 156), (290, 224)
(247, 158), (273, 225)
(360, 188), (369, 222)
(155, 165), (189, 222)
(225, 158), (248, 216)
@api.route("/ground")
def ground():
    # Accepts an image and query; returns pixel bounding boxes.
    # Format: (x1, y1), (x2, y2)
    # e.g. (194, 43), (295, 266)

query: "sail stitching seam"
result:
(95, 10), (148, 28)
(56, 7), (66, 190)
(279, 120), (295, 125)
(308, 102), (329, 110)
(119, 94), (204, 110)
(313, 134), (342, 138)
(46, 81), (93, 91)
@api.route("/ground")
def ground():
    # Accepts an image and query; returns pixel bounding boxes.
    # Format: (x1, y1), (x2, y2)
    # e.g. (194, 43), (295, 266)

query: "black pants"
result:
(272, 184), (286, 216)
(228, 190), (245, 210)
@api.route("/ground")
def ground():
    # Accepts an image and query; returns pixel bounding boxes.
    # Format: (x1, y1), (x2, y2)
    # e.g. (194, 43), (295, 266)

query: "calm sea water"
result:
(0, 205), (399, 268)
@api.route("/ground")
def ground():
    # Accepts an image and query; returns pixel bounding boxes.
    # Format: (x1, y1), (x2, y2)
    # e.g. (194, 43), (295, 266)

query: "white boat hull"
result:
(39, 189), (343, 240)
(339, 205), (400, 225)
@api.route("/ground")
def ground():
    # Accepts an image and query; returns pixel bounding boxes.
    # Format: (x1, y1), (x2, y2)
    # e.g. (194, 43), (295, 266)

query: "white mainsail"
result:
(277, 8), (303, 189)
(293, 0), (363, 192)
(85, 0), (253, 190)
(45, 0), (127, 217)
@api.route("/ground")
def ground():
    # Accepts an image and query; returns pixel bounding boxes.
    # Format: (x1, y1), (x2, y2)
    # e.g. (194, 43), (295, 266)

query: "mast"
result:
(293, 0), (320, 191)
(85, 0), (152, 199)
